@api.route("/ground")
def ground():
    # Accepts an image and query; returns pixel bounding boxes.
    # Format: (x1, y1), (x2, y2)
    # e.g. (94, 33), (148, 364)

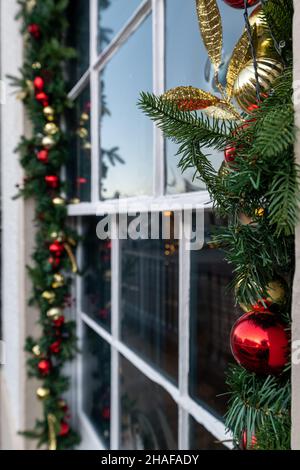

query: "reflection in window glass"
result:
(189, 416), (227, 450)
(82, 325), (111, 447)
(66, 85), (91, 202)
(120, 357), (178, 450)
(67, 0), (90, 86)
(165, 0), (245, 194)
(100, 15), (153, 200)
(98, 0), (143, 52)
(189, 212), (240, 416)
(121, 213), (179, 383)
(81, 217), (111, 331)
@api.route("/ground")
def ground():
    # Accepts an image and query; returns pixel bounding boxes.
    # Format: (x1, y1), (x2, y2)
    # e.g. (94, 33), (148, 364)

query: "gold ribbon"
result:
(47, 414), (57, 451)
(64, 243), (78, 273)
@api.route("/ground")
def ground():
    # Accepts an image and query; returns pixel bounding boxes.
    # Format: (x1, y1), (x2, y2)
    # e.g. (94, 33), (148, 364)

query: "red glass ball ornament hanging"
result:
(224, 144), (236, 163)
(241, 430), (257, 450)
(33, 76), (45, 91)
(38, 359), (52, 376)
(49, 340), (61, 354)
(59, 421), (70, 437)
(35, 91), (49, 107)
(53, 316), (65, 328)
(222, 0), (259, 9)
(45, 175), (59, 189)
(49, 256), (61, 269)
(230, 311), (289, 375)
(37, 149), (49, 163)
(102, 406), (110, 420)
(49, 241), (64, 257)
(28, 23), (41, 39)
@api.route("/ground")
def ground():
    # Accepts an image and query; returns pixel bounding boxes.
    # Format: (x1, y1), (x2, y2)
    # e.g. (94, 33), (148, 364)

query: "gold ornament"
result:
(237, 278), (287, 312)
(44, 122), (59, 136)
(52, 197), (66, 206)
(226, 31), (250, 99)
(204, 101), (241, 120)
(80, 112), (89, 121)
(36, 387), (50, 400)
(43, 106), (55, 121)
(42, 135), (55, 149)
(26, 0), (37, 13)
(47, 414), (57, 451)
(69, 197), (81, 204)
(26, 80), (34, 91)
(41, 291), (56, 303)
(52, 273), (65, 289)
(239, 208), (265, 226)
(47, 307), (62, 319)
(162, 86), (220, 111)
(77, 127), (88, 139)
(233, 57), (284, 113)
(32, 62), (41, 70)
(196, 0), (223, 72)
(50, 231), (64, 241)
(83, 142), (92, 150)
(218, 161), (230, 179)
(58, 399), (67, 409)
(32, 345), (41, 357)
(255, 207), (265, 218)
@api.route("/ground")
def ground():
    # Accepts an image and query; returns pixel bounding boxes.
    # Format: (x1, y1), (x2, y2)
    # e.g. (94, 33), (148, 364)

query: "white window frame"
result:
(69, 0), (232, 450)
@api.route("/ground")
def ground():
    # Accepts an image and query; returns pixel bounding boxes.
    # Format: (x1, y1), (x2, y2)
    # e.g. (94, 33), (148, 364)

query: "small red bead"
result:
(53, 316), (65, 328)
(33, 76), (45, 91)
(37, 149), (49, 163)
(38, 359), (51, 376)
(49, 340), (61, 354)
(49, 241), (64, 257)
(35, 91), (49, 107)
(28, 23), (41, 39)
(59, 421), (70, 437)
(45, 175), (59, 189)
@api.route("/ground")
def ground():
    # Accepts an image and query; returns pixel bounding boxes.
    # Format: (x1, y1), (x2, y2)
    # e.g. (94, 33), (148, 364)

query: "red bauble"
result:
(53, 316), (65, 328)
(222, 0), (259, 8)
(230, 311), (289, 375)
(49, 241), (64, 257)
(59, 421), (70, 437)
(102, 407), (110, 420)
(45, 175), (59, 189)
(241, 430), (257, 450)
(28, 23), (41, 39)
(49, 256), (61, 269)
(33, 76), (45, 91)
(49, 340), (61, 354)
(224, 145), (236, 163)
(38, 359), (51, 376)
(37, 149), (49, 163)
(35, 91), (49, 107)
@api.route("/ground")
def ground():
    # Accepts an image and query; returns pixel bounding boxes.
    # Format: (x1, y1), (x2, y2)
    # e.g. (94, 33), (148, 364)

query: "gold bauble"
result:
(69, 198), (81, 204)
(249, 6), (278, 60)
(42, 135), (55, 149)
(83, 142), (92, 151)
(32, 345), (41, 357)
(50, 231), (64, 241)
(44, 122), (59, 136)
(52, 197), (65, 206)
(218, 161), (230, 179)
(80, 112), (89, 122)
(237, 278), (287, 312)
(43, 106), (55, 122)
(52, 273), (65, 289)
(36, 387), (50, 400)
(234, 57), (284, 113)
(32, 62), (41, 70)
(41, 291), (56, 303)
(239, 208), (264, 226)
(77, 127), (88, 139)
(47, 307), (62, 319)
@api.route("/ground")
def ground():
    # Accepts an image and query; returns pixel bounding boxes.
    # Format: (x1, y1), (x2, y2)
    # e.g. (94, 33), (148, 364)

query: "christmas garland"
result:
(12, 0), (80, 449)
(140, 0), (295, 450)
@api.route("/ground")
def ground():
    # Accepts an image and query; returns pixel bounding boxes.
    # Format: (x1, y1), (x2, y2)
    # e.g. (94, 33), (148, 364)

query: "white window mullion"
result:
(90, 0), (100, 202)
(110, 218), (121, 449)
(152, 0), (165, 197)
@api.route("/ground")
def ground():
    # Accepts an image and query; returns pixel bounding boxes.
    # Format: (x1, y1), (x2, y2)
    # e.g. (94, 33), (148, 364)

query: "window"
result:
(68, 0), (245, 450)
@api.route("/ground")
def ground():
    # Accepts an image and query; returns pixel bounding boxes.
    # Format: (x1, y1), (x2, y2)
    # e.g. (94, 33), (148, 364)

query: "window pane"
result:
(189, 416), (227, 450)
(120, 357), (178, 450)
(189, 212), (240, 416)
(100, 16), (153, 200)
(66, 85), (91, 202)
(120, 213), (179, 383)
(98, 0), (143, 52)
(82, 325), (111, 447)
(68, 0), (90, 86)
(81, 217), (111, 331)
(165, 0), (245, 194)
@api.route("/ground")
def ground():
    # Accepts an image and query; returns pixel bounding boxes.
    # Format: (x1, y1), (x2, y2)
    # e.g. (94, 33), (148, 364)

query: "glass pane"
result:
(82, 324), (111, 447)
(98, 0), (143, 52)
(66, 85), (91, 202)
(121, 213), (179, 383)
(67, 0), (90, 86)
(189, 211), (241, 416)
(81, 217), (111, 331)
(165, 0), (245, 194)
(100, 15), (153, 200)
(120, 357), (178, 450)
(189, 416), (227, 450)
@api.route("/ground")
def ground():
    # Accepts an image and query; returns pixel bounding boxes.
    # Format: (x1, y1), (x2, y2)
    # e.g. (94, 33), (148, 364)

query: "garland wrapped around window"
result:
(11, 0), (80, 449)
(140, 0), (295, 450)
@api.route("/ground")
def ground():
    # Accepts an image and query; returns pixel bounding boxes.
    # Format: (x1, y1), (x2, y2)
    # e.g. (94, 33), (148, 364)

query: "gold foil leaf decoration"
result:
(162, 86), (220, 111)
(226, 31), (250, 99)
(196, 0), (223, 71)
(204, 102), (242, 121)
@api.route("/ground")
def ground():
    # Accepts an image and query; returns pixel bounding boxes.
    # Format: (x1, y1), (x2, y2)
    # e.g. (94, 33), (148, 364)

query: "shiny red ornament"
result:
(102, 407), (110, 420)
(45, 175), (59, 189)
(28, 23), (41, 39)
(38, 359), (51, 376)
(35, 91), (49, 107)
(37, 149), (49, 163)
(49, 340), (61, 354)
(241, 430), (257, 450)
(33, 76), (45, 91)
(49, 256), (61, 269)
(224, 145), (236, 163)
(230, 311), (289, 375)
(49, 241), (64, 257)
(222, 0), (259, 8)
(59, 421), (70, 437)
(53, 316), (65, 328)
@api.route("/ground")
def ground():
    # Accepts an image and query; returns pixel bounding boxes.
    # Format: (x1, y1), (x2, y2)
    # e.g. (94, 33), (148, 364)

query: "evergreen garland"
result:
(139, 0), (295, 450)
(12, 0), (80, 449)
